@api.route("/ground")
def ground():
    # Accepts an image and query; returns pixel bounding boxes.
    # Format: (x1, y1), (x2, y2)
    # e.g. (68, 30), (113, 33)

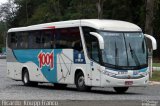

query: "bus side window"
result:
(91, 41), (100, 62)
(82, 27), (100, 63)
(17, 32), (28, 49)
(29, 31), (41, 49)
(9, 32), (18, 49)
(72, 40), (83, 52)
(42, 30), (55, 49)
(71, 28), (83, 52)
(55, 27), (83, 52)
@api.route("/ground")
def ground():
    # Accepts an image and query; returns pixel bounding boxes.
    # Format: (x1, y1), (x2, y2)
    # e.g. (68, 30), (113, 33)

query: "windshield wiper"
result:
(129, 43), (140, 67)
(115, 42), (119, 67)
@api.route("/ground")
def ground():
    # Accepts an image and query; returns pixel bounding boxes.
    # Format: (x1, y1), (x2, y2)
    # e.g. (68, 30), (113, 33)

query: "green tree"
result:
(0, 0), (159, 58)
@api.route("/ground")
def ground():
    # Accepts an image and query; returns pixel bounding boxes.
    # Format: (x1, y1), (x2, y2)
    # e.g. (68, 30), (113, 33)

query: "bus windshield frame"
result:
(99, 31), (148, 70)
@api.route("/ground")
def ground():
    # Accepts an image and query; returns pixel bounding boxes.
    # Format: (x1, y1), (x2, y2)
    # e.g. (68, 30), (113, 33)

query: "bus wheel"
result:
(54, 83), (67, 89)
(114, 87), (129, 93)
(22, 69), (38, 86)
(75, 72), (91, 91)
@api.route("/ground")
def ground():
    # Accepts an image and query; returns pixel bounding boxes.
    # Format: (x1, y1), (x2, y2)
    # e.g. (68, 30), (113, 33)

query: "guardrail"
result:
(153, 67), (160, 71)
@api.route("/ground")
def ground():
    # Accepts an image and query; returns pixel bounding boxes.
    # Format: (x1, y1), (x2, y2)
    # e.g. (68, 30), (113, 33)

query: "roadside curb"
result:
(149, 81), (160, 85)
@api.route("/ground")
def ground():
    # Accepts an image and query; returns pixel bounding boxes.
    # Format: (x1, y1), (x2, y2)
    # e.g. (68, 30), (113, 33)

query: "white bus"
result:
(7, 19), (157, 93)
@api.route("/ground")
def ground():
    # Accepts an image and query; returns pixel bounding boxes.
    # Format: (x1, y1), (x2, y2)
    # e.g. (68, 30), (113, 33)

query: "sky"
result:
(0, 0), (8, 5)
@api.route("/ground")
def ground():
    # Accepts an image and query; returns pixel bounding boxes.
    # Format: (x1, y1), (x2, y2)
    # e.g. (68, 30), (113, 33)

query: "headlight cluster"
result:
(140, 72), (148, 76)
(102, 70), (117, 76)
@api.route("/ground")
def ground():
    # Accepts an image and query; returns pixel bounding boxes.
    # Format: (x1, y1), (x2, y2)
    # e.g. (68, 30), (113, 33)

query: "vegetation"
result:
(150, 71), (160, 81)
(0, 0), (159, 59)
(153, 63), (160, 67)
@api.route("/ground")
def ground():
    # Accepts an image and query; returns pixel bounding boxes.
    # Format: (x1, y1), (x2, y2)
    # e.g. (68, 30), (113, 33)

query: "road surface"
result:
(0, 59), (160, 106)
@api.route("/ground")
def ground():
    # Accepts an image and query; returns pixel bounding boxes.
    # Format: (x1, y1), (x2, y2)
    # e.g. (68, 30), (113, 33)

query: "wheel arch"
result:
(21, 66), (29, 80)
(74, 68), (87, 84)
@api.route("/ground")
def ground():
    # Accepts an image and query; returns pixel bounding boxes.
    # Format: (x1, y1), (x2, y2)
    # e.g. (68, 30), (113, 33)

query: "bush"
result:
(153, 58), (160, 63)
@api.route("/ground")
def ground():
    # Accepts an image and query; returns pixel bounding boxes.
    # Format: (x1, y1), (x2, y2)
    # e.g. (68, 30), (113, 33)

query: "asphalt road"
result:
(0, 59), (160, 106)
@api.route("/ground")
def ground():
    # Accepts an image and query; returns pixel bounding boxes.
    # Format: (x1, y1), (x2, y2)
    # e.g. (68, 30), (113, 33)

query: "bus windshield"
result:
(99, 31), (147, 70)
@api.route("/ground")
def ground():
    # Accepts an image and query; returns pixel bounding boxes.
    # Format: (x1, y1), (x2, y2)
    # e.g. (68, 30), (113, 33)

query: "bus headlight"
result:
(140, 72), (148, 77)
(102, 70), (117, 76)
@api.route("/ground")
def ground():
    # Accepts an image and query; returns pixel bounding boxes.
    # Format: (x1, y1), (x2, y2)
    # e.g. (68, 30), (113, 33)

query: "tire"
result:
(75, 72), (91, 91)
(54, 83), (67, 89)
(22, 69), (38, 86)
(114, 87), (129, 93)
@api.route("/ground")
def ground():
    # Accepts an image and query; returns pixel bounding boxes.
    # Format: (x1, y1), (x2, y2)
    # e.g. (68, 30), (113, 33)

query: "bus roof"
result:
(8, 19), (142, 32)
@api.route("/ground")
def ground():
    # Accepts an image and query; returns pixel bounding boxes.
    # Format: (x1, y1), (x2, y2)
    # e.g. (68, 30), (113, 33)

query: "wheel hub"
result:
(78, 76), (84, 86)
(24, 73), (28, 83)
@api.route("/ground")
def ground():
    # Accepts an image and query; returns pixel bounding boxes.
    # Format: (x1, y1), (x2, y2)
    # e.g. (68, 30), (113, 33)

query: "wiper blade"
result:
(129, 43), (140, 67)
(115, 42), (119, 67)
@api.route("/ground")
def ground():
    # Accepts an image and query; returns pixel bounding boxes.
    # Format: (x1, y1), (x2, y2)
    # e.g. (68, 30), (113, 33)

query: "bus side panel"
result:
(22, 62), (45, 82)
(12, 49), (63, 83)
(8, 48), (89, 85)
(7, 62), (14, 79)
(56, 49), (73, 84)
(56, 49), (87, 85)
(7, 48), (22, 80)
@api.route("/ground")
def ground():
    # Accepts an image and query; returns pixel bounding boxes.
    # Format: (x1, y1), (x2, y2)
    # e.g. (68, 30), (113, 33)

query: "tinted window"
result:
(55, 27), (82, 51)
(82, 27), (100, 62)
(8, 32), (29, 49)
(18, 32), (28, 49)
(8, 27), (82, 50)
(42, 30), (55, 49)
(8, 32), (18, 49)
(28, 31), (42, 49)
(28, 30), (55, 49)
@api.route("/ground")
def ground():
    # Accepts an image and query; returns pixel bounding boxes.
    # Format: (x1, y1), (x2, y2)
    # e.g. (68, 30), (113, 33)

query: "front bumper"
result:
(101, 74), (149, 87)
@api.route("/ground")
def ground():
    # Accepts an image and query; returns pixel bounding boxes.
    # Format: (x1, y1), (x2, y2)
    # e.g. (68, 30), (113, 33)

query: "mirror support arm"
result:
(144, 34), (157, 50)
(144, 34), (157, 78)
(90, 32), (104, 49)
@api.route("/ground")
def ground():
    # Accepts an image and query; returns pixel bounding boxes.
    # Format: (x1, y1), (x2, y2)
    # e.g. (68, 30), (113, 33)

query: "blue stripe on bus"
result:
(13, 49), (62, 83)
(139, 67), (148, 72)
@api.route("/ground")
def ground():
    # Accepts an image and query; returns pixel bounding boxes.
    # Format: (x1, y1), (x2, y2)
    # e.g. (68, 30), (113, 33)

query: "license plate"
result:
(125, 81), (133, 86)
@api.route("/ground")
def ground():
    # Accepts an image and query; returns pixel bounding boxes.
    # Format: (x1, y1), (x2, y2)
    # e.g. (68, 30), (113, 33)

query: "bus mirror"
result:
(90, 32), (104, 49)
(144, 34), (157, 50)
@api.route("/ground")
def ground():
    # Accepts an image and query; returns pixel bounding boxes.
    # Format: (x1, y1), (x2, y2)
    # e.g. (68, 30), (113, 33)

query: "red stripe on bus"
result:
(46, 26), (55, 29)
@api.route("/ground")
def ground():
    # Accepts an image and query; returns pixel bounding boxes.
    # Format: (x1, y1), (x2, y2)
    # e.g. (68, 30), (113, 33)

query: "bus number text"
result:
(38, 51), (54, 69)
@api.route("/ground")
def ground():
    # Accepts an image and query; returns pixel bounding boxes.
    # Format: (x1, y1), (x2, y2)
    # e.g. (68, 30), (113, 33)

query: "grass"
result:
(150, 62), (160, 81)
(150, 71), (160, 81)
(153, 63), (160, 67)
